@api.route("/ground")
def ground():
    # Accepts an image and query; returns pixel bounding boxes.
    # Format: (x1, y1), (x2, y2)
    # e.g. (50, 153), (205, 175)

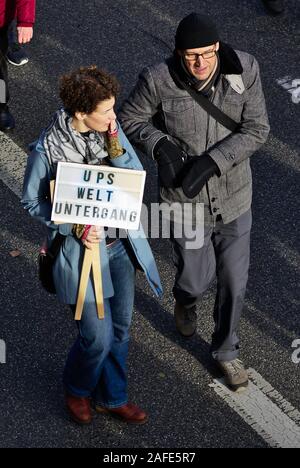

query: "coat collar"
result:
(218, 42), (243, 75)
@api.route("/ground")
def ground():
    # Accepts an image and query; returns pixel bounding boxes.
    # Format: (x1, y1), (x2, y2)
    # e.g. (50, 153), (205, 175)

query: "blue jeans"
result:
(63, 240), (135, 408)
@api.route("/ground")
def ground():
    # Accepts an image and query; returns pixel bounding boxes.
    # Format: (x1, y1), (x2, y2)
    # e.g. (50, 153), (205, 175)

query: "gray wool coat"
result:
(119, 43), (270, 224)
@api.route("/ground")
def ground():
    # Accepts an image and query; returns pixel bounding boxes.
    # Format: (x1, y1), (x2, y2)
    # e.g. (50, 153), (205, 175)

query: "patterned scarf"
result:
(180, 54), (220, 95)
(43, 109), (109, 166)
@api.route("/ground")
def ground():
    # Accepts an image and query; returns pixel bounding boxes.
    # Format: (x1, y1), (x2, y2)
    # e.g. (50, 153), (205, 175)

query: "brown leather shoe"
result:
(65, 392), (92, 425)
(95, 402), (148, 425)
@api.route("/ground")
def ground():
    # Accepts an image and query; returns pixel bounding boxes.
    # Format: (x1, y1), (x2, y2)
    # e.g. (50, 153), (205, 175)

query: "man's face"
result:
(181, 42), (219, 81)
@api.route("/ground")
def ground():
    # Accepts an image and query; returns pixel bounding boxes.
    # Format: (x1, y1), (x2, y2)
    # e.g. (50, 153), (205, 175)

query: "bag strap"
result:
(168, 65), (239, 133)
(47, 232), (66, 260)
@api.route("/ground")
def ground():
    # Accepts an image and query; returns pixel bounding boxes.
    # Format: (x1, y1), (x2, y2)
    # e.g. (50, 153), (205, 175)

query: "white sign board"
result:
(51, 162), (146, 230)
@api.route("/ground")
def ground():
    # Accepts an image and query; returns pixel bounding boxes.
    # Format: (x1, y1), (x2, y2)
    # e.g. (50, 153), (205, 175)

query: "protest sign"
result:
(51, 162), (146, 231)
(51, 162), (146, 321)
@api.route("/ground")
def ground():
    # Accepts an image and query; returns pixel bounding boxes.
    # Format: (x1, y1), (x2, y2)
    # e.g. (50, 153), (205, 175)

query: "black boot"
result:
(174, 302), (197, 337)
(263, 0), (285, 15)
(0, 105), (15, 131)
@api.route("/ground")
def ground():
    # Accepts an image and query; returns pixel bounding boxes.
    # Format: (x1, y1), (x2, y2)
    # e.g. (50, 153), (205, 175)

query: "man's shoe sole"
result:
(175, 326), (196, 338)
(95, 406), (149, 425)
(227, 380), (249, 393)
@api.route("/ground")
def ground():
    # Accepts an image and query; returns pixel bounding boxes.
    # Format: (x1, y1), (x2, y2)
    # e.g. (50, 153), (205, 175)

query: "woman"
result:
(22, 65), (163, 425)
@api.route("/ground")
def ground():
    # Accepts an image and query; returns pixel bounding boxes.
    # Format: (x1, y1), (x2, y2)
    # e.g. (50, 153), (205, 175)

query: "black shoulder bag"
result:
(168, 64), (239, 133)
(38, 232), (66, 294)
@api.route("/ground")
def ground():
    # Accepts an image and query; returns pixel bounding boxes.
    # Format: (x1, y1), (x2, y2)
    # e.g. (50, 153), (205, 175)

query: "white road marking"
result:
(276, 77), (300, 104)
(0, 339), (6, 364)
(210, 368), (300, 448)
(292, 340), (300, 365)
(0, 132), (27, 198)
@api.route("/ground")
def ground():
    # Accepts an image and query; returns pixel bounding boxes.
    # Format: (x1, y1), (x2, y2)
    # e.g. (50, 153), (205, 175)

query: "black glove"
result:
(154, 137), (187, 188)
(182, 153), (220, 199)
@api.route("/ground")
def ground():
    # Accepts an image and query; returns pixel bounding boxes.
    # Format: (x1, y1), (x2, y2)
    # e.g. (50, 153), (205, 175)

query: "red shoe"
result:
(65, 392), (92, 425)
(95, 402), (148, 425)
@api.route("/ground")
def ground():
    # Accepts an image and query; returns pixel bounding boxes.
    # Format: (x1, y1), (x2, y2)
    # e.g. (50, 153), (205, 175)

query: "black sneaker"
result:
(0, 105), (15, 131)
(262, 0), (285, 15)
(174, 302), (197, 337)
(6, 43), (29, 66)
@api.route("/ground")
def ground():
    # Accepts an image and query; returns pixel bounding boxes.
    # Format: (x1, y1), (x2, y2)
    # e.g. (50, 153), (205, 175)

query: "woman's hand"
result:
(108, 120), (117, 134)
(82, 226), (104, 250)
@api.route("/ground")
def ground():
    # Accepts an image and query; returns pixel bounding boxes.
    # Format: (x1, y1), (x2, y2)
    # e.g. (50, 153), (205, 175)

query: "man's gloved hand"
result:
(154, 137), (187, 188)
(182, 153), (220, 199)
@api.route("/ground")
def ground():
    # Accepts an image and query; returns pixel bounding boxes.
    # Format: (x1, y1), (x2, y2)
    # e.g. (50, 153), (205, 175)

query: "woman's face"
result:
(73, 97), (116, 133)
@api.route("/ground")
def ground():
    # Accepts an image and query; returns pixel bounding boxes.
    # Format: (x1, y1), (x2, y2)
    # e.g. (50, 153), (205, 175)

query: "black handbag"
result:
(38, 233), (66, 294)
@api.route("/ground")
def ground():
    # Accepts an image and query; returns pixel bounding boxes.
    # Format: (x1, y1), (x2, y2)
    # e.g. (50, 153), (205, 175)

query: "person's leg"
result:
(8, 19), (17, 44)
(0, 25), (15, 131)
(63, 299), (113, 398)
(0, 26), (9, 104)
(93, 240), (148, 424)
(93, 240), (136, 408)
(172, 222), (216, 307)
(211, 209), (252, 362)
(171, 221), (216, 336)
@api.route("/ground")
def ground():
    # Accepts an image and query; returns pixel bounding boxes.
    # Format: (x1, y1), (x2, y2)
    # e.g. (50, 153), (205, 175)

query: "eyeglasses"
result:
(183, 48), (216, 62)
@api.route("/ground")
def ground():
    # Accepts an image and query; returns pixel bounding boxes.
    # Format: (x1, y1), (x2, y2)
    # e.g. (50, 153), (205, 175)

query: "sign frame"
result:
(51, 162), (146, 231)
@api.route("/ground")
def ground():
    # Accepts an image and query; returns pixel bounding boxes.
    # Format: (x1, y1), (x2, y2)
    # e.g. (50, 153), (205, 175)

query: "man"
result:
(0, 0), (35, 131)
(262, 0), (285, 15)
(119, 13), (270, 391)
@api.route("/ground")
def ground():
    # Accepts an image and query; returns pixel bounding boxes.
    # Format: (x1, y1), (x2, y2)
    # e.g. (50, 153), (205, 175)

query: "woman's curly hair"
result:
(59, 65), (120, 116)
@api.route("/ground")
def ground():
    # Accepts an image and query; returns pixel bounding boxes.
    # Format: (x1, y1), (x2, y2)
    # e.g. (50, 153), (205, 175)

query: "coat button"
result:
(213, 208), (218, 213)
(211, 197), (216, 202)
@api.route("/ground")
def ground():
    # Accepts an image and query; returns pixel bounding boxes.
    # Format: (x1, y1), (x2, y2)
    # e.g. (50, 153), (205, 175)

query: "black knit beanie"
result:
(175, 13), (220, 50)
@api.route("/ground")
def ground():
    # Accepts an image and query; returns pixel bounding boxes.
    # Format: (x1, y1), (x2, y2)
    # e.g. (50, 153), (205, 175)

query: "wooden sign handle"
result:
(51, 180), (105, 320)
(75, 243), (105, 321)
(75, 247), (93, 320)
(91, 243), (105, 319)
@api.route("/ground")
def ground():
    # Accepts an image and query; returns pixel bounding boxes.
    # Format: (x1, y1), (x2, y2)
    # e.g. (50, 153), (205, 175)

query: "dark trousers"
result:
(171, 209), (252, 361)
(0, 26), (9, 105)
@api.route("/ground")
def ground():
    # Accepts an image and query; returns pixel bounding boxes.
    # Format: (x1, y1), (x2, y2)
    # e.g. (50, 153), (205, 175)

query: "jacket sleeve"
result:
(16, 0), (36, 27)
(119, 67), (167, 159)
(209, 56), (270, 175)
(21, 149), (73, 236)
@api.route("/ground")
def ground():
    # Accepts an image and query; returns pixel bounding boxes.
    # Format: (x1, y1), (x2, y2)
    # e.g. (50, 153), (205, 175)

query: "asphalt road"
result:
(0, 0), (299, 448)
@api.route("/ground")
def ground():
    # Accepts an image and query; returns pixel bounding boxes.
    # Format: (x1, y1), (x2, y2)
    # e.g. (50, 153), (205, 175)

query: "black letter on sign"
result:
(107, 173), (115, 185)
(54, 203), (62, 214)
(84, 170), (91, 182)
